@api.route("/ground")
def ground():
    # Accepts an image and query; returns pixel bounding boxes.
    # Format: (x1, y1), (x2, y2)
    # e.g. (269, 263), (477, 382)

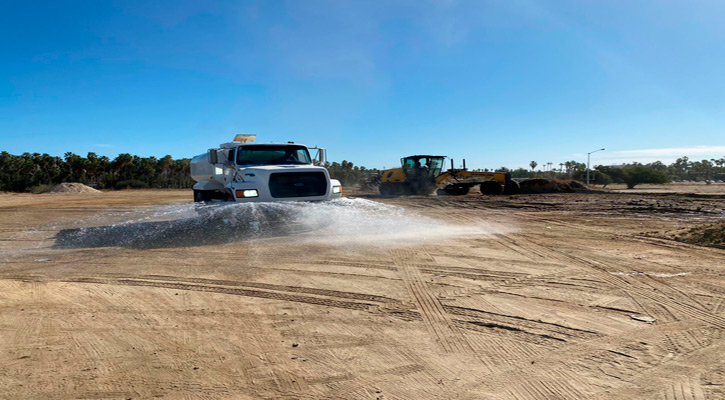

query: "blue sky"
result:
(2, 0), (724, 170)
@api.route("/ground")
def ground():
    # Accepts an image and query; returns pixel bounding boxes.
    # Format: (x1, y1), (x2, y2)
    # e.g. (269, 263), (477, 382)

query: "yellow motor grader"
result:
(378, 155), (519, 196)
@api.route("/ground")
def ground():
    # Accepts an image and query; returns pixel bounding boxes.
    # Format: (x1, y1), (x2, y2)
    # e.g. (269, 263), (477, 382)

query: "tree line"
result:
(494, 157), (725, 188)
(1, 150), (722, 192)
(0, 151), (193, 192)
(0, 151), (380, 192)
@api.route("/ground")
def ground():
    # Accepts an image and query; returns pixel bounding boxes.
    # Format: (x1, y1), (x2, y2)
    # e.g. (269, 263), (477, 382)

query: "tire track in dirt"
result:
(389, 249), (471, 354)
(487, 227), (725, 330)
(1, 275), (387, 313)
(460, 321), (721, 399)
(489, 230), (573, 265)
(596, 337), (724, 400)
(2, 273), (425, 322)
(471, 223), (688, 329)
(418, 265), (526, 282)
(658, 376), (706, 400)
(639, 274), (710, 312)
(119, 273), (402, 304)
(713, 297), (725, 315)
(700, 365), (725, 400)
(441, 225), (725, 399)
(563, 252), (725, 330)
(505, 368), (588, 400)
(452, 319), (566, 348)
(313, 363), (427, 400)
(312, 342), (449, 399)
(568, 254), (718, 328)
(587, 327), (722, 394)
(445, 305), (600, 342)
(313, 259), (399, 272)
(461, 331), (546, 367)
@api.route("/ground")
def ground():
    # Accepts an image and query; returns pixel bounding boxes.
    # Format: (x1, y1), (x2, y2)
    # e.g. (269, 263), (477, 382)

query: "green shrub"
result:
(622, 165), (670, 189)
(114, 180), (149, 190)
(26, 184), (54, 194)
(592, 171), (612, 187)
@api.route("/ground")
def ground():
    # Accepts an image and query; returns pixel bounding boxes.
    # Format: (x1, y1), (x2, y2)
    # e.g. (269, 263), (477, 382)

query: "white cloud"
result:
(566, 146), (725, 167)
(587, 146), (724, 166)
(613, 146), (725, 157)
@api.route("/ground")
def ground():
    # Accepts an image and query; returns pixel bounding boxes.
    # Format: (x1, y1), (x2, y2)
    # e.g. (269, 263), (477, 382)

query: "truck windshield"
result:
(236, 146), (312, 166)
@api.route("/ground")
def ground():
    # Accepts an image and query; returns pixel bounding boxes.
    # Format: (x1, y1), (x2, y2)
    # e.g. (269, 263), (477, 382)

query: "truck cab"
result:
(191, 135), (342, 202)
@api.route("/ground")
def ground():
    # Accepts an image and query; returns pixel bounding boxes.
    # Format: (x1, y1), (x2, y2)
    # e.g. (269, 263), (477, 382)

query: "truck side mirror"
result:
(209, 149), (218, 164)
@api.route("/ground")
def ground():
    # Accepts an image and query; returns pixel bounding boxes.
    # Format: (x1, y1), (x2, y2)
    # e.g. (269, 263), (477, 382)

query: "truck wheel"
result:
(480, 181), (504, 195)
(503, 180), (520, 195)
(194, 190), (213, 202)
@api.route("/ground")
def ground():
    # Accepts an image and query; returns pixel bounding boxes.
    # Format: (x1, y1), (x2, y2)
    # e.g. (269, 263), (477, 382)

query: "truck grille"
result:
(269, 172), (328, 198)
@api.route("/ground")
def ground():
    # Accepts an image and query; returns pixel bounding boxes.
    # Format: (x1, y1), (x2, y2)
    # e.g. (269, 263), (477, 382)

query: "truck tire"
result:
(503, 180), (520, 195)
(480, 181), (504, 195)
(193, 190), (213, 202)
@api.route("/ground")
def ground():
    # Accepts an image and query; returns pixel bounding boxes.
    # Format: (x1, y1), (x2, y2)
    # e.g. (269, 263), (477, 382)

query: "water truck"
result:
(191, 135), (343, 202)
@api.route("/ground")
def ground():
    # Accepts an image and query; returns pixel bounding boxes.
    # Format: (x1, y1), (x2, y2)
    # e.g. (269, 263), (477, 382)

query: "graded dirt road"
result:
(1, 188), (723, 399)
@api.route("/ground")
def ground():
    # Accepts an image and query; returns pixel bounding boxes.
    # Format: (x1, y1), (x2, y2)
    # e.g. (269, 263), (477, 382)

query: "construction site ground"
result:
(1, 185), (724, 399)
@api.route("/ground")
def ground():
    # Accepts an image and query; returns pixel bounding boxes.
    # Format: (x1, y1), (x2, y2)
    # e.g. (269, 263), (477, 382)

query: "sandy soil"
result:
(1, 189), (724, 399)
(604, 182), (725, 194)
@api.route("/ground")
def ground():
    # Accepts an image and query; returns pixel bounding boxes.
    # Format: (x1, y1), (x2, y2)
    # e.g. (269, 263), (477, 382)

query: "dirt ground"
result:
(604, 182), (725, 194)
(1, 187), (724, 399)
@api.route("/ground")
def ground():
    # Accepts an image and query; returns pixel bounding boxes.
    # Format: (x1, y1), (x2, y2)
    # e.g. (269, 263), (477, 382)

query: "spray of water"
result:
(54, 198), (501, 249)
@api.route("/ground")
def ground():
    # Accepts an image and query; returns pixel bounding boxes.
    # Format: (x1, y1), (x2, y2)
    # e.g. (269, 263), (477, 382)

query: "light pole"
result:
(586, 148), (605, 186)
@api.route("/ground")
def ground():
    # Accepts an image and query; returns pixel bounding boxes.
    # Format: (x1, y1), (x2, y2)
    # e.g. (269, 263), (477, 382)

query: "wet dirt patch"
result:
(668, 221), (725, 250)
(53, 198), (497, 250)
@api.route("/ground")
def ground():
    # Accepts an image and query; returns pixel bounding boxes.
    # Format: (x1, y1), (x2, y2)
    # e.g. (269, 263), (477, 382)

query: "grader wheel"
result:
(479, 181), (504, 195)
(437, 185), (469, 196)
(503, 180), (520, 195)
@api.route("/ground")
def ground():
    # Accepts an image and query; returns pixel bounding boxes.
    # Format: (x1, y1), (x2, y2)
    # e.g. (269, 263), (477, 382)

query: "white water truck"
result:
(190, 135), (343, 202)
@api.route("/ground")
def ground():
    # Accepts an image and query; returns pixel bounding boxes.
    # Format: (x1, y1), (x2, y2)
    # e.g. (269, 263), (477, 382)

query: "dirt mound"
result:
(672, 221), (725, 250)
(47, 183), (101, 194)
(518, 179), (573, 194)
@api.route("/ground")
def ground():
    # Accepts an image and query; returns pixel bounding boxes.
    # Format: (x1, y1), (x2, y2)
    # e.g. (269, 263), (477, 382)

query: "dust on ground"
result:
(1, 189), (724, 399)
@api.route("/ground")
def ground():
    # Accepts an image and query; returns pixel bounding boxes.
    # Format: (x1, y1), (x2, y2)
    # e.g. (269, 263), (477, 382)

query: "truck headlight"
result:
(332, 186), (342, 194)
(236, 189), (259, 198)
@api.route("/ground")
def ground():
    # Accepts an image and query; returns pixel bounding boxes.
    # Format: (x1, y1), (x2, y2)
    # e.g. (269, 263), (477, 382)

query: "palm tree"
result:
(529, 161), (537, 171)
